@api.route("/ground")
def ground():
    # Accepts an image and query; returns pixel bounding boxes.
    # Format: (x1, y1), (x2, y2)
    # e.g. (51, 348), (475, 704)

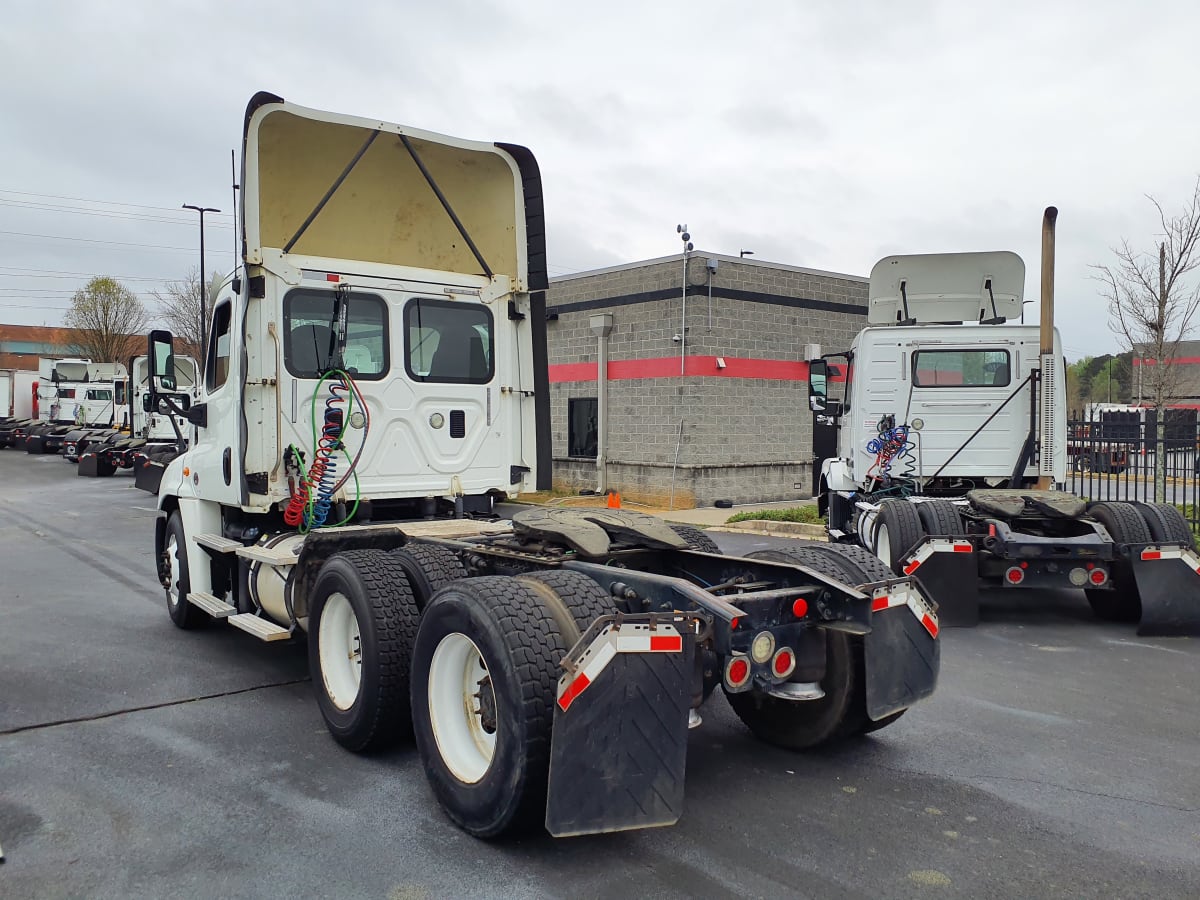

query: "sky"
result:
(2, 0), (1198, 361)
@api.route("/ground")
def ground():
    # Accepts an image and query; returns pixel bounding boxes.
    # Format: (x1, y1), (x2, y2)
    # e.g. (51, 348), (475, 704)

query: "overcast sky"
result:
(2, 1), (1198, 361)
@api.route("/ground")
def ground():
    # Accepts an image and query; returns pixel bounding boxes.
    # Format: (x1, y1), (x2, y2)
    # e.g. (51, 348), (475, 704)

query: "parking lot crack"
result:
(0, 678), (311, 738)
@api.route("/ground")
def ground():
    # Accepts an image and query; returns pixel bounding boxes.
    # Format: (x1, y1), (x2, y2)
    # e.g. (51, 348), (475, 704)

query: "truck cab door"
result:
(189, 297), (245, 504)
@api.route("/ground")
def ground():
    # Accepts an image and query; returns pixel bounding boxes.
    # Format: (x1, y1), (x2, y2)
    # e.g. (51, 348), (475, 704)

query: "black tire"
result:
(163, 512), (209, 630)
(668, 523), (721, 554)
(916, 500), (965, 537)
(727, 549), (861, 748)
(308, 550), (420, 752)
(516, 569), (617, 637)
(1134, 502), (1195, 550)
(411, 576), (570, 838)
(391, 540), (467, 611)
(1085, 501), (1150, 622)
(738, 548), (910, 742)
(872, 500), (927, 574)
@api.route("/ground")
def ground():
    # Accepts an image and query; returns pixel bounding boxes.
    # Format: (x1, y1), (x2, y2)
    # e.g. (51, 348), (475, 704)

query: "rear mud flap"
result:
(135, 461), (166, 494)
(77, 453), (115, 477)
(863, 584), (941, 720)
(900, 539), (979, 627)
(546, 621), (694, 838)
(1130, 545), (1200, 637)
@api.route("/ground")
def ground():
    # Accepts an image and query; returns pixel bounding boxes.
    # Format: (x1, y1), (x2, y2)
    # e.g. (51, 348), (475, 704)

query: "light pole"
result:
(183, 204), (220, 356)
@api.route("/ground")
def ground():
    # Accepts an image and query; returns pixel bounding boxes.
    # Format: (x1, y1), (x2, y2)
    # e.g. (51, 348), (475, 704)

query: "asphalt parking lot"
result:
(1, 450), (1198, 899)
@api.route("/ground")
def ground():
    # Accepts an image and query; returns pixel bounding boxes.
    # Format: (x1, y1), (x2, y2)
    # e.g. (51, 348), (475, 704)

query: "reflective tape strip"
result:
(902, 538), (973, 574)
(1140, 546), (1200, 575)
(557, 624), (684, 712)
(872, 585), (940, 639)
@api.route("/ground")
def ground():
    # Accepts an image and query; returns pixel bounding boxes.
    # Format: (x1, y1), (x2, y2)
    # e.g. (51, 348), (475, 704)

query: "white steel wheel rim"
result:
(875, 523), (892, 567)
(428, 632), (497, 784)
(319, 592), (362, 711)
(166, 533), (181, 608)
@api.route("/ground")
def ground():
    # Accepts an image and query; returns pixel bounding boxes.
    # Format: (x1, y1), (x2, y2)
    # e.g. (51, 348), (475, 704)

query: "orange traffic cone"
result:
(607, 490), (621, 508)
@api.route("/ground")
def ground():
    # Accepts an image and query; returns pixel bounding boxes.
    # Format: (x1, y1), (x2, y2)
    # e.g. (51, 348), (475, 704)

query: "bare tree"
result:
(148, 267), (222, 362)
(64, 276), (149, 363)
(1094, 178), (1200, 499)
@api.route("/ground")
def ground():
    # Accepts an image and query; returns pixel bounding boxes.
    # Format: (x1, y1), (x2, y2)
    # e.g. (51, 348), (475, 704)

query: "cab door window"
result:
(206, 300), (233, 391)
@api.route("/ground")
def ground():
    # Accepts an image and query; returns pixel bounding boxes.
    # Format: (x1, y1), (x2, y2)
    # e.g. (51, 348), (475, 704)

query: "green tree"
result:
(64, 276), (149, 363)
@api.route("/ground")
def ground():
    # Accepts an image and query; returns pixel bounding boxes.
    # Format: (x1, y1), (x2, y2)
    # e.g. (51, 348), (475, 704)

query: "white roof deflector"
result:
(868, 251), (1026, 325)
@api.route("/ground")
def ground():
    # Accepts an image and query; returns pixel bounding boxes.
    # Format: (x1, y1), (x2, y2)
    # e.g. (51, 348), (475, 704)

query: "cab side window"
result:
(207, 300), (233, 391)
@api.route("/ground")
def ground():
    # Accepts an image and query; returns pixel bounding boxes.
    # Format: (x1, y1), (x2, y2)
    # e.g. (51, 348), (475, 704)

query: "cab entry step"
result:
(228, 613), (291, 641)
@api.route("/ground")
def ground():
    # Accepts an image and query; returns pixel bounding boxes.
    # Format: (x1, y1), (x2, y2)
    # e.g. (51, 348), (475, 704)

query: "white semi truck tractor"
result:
(147, 92), (943, 839)
(808, 208), (1200, 636)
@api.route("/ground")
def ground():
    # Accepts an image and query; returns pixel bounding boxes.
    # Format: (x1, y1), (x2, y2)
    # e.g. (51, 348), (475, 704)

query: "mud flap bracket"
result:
(545, 617), (696, 838)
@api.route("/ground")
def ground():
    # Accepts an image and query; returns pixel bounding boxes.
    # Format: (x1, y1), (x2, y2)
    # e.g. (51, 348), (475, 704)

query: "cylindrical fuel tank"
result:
(246, 533), (306, 625)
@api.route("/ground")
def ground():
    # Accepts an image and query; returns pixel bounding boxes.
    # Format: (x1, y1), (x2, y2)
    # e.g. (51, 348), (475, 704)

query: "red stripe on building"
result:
(548, 356), (846, 384)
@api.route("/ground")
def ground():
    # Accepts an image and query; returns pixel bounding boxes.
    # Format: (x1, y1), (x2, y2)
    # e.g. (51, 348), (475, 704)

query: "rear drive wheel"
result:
(516, 569), (616, 636)
(391, 540), (467, 611)
(1085, 501), (1150, 622)
(309, 550), (420, 752)
(873, 500), (927, 574)
(163, 512), (209, 630)
(725, 549), (861, 748)
(1134, 502), (1196, 550)
(668, 523), (722, 554)
(411, 576), (571, 838)
(916, 500), (965, 537)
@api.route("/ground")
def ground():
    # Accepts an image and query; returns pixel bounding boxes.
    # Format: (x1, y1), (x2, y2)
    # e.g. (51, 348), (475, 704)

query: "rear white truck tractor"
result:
(808, 208), (1200, 637)
(148, 92), (943, 839)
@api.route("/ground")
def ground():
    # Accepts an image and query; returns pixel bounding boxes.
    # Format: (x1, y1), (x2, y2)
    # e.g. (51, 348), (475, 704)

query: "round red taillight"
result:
(1005, 567), (1025, 585)
(1090, 569), (1107, 585)
(792, 597), (808, 618)
(772, 648), (795, 678)
(726, 658), (750, 687)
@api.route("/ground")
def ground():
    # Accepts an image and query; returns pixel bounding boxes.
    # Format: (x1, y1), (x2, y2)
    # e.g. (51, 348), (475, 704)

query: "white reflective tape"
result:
(557, 623), (683, 710)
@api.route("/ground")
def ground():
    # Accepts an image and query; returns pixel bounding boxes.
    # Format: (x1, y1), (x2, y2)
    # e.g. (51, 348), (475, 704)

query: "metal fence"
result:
(1065, 409), (1200, 530)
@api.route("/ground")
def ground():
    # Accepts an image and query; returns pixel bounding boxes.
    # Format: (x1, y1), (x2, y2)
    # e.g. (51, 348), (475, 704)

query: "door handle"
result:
(223, 447), (232, 485)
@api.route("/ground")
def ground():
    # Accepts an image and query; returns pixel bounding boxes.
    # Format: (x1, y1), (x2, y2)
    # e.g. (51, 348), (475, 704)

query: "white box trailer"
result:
(13, 371), (36, 419)
(0, 370), (11, 418)
(143, 91), (942, 840)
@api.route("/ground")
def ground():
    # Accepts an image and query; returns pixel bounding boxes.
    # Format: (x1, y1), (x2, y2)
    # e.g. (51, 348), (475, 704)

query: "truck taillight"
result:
(1005, 566), (1025, 585)
(725, 656), (751, 689)
(771, 647), (796, 679)
(1089, 568), (1108, 586)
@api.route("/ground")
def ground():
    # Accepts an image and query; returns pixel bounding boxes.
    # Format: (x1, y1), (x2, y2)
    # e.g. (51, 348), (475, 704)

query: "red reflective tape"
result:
(922, 614), (939, 639)
(872, 596), (890, 612)
(903, 559), (921, 575)
(1141, 550), (1162, 560)
(325, 273), (339, 282)
(953, 543), (973, 553)
(649, 635), (682, 652)
(557, 673), (591, 712)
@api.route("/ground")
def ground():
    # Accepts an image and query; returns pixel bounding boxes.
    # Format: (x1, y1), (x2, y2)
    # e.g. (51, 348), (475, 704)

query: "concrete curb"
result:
(707, 520), (828, 540)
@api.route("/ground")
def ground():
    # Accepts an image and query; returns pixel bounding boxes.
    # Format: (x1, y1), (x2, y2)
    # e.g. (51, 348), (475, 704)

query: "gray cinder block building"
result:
(545, 252), (868, 506)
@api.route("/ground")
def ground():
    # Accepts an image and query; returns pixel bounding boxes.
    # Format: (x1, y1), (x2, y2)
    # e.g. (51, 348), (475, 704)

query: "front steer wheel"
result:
(411, 576), (572, 838)
(308, 550), (420, 752)
(163, 512), (209, 630)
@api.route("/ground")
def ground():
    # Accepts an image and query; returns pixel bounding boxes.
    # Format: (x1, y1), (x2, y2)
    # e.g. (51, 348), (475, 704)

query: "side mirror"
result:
(808, 358), (829, 413)
(148, 329), (176, 392)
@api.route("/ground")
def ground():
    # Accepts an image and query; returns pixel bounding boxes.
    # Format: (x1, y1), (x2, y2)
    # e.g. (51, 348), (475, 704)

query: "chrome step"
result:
(194, 533), (243, 553)
(235, 544), (299, 566)
(228, 613), (291, 642)
(186, 591), (235, 618)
